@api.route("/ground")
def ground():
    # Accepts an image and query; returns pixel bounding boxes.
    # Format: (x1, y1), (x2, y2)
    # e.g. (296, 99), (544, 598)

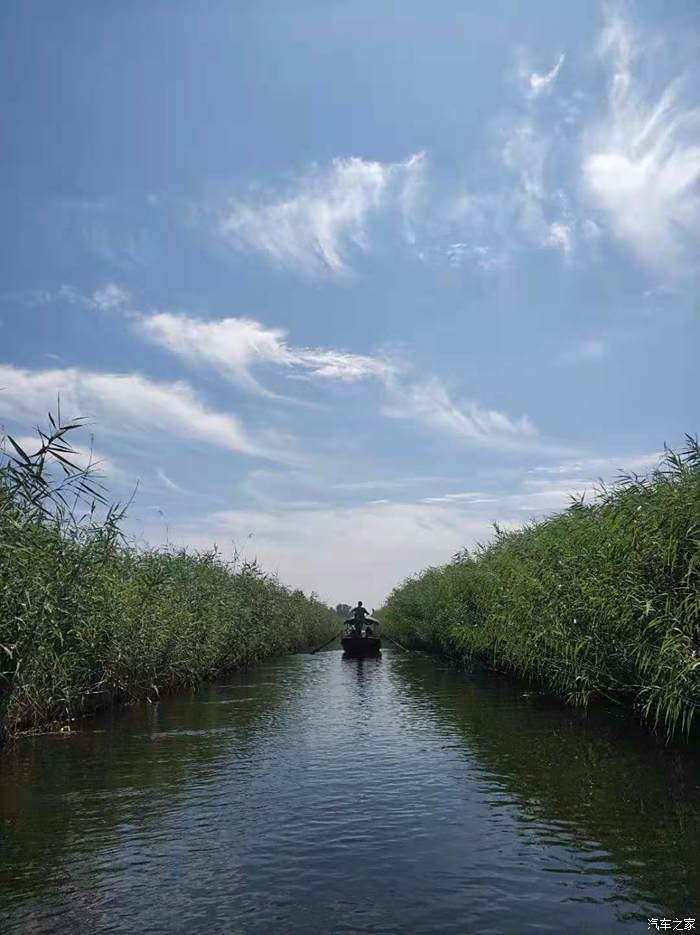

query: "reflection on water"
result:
(1, 652), (698, 934)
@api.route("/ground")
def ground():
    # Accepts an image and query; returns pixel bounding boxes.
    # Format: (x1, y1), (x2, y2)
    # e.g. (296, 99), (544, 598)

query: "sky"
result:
(1, 1), (699, 609)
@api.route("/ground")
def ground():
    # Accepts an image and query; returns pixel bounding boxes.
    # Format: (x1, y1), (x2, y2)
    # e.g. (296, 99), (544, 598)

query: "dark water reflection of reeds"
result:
(1, 652), (698, 934)
(389, 656), (700, 916)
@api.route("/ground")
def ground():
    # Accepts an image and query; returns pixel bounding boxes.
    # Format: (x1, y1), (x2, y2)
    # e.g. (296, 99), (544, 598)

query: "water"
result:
(1, 651), (699, 934)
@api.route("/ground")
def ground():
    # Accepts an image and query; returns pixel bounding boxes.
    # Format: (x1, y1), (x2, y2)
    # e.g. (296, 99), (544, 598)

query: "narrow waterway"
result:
(1, 651), (698, 934)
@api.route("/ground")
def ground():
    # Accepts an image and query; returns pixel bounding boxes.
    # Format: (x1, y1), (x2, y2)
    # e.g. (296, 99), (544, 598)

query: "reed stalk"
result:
(379, 438), (700, 738)
(0, 417), (336, 741)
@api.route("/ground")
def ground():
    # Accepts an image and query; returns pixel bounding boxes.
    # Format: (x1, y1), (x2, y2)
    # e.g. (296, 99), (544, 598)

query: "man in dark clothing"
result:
(351, 601), (369, 635)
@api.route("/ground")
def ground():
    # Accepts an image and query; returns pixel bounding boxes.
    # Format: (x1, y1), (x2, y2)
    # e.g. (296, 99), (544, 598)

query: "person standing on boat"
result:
(351, 601), (370, 636)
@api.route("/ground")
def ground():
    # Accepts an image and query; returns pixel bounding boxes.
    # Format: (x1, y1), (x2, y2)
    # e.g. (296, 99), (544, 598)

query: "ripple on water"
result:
(1, 652), (699, 935)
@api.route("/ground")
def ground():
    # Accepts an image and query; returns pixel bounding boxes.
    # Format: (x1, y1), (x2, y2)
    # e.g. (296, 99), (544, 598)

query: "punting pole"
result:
(309, 631), (343, 654)
(382, 634), (411, 653)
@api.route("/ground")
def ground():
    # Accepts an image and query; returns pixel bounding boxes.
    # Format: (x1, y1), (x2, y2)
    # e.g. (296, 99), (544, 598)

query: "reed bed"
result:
(379, 439), (700, 738)
(0, 418), (336, 741)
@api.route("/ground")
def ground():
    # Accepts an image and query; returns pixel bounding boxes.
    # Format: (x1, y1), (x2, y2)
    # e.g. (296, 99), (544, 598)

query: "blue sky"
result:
(1, 1), (699, 607)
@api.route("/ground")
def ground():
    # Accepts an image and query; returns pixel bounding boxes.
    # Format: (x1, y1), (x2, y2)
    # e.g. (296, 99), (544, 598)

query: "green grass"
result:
(379, 438), (700, 738)
(0, 417), (336, 741)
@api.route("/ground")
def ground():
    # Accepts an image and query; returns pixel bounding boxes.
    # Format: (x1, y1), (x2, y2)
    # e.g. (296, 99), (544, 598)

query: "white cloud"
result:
(0, 364), (260, 457)
(421, 480), (581, 513)
(139, 314), (289, 395)
(546, 221), (574, 257)
(502, 121), (547, 218)
(220, 153), (425, 277)
(138, 312), (395, 393)
(130, 443), (664, 606)
(384, 377), (538, 450)
(331, 476), (447, 491)
(159, 446), (661, 606)
(443, 14), (697, 274)
(527, 451), (662, 479)
(446, 242), (502, 271)
(580, 218), (602, 242)
(583, 14), (700, 275)
(499, 120), (577, 257)
(53, 282), (134, 315)
(156, 468), (188, 494)
(91, 283), (132, 312)
(295, 345), (394, 382)
(413, 447), (663, 517)
(201, 500), (500, 607)
(528, 53), (565, 97)
(420, 491), (492, 504)
(207, 14), (697, 282)
(50, 290), (538, 456)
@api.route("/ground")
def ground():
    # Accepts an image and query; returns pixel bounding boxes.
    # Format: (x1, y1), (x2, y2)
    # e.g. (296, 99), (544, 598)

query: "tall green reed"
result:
(379, 438), (700, 738)
(0, 416), (335, 741)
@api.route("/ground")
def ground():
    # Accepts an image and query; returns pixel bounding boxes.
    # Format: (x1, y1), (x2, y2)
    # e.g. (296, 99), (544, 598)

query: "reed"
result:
(0, 417), (336, 740)
(379, 438), (700, 738)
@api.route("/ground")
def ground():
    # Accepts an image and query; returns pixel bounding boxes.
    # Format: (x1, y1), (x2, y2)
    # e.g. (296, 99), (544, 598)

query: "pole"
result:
(383, 634), (411, 653)
(309, 631), (343, 654)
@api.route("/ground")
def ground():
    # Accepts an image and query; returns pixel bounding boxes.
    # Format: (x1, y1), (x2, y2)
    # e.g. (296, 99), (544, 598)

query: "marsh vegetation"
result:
(0, 416), (335, 741)
(380, 440), (700, 738)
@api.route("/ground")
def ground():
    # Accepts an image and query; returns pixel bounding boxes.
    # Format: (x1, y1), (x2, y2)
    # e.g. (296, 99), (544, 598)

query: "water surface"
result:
(1, 651), (698, 934)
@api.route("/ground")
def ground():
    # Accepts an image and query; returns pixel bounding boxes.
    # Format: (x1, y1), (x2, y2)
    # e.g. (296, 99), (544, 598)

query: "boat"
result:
(341, 617), (381, 657)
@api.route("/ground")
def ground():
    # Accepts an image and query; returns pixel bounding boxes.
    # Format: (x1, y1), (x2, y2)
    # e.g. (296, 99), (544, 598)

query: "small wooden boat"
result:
(342, 618), (381, 657)
(341, 633), (381, 657)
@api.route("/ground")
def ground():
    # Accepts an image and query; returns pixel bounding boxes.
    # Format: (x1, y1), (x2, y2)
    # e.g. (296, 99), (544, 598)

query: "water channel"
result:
(1, 650), (698, 934)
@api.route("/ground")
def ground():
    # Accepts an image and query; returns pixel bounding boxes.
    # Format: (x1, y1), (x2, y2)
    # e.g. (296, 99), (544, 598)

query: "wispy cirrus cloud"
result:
(445, 242), (504, 271)
(440, 12), (698, 276)
(416, 448), (662, 516)
(138, 312), (395, 394)
(526, 450), (662, 479)
(583, 14), (700, 276)
(60, 285), (396, 396)
(383, 377), (538, 451)
(0, 364), (261, 457)
(499, 117), (578, 260)
(156, 467), (189, 494)
(203, 12), (695, 283)
(134, 305), (540, 452)
(181, 444), (663, 606)
(545, 220), (574, 258)
(43, 282), (550, 455)
(201, 499), (499, 608)
(53, 282), (135, 315)
(527, 53), (565, 98)
(220, 153), (425, 277)
(90, 282), (132, 313)
(432, 107), (578, 269)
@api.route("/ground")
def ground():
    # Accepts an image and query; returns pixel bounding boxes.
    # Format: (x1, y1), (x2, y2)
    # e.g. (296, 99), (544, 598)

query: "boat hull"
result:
(341, 635), (381, 657)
